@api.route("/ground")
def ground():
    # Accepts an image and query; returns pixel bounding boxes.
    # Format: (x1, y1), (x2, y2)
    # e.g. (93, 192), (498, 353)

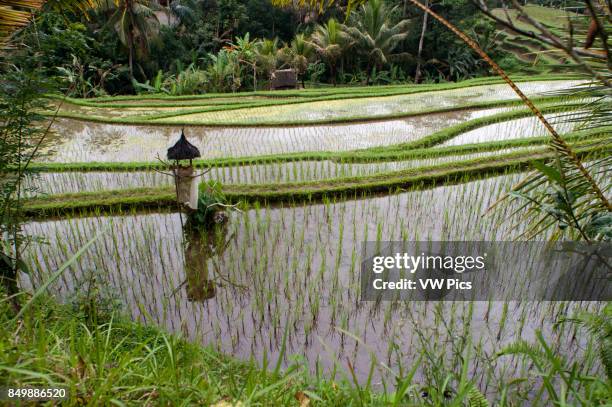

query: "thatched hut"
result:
(270, 69), (297, 90)
(168, 131), (201, 210)
(168, 131), (201, 162)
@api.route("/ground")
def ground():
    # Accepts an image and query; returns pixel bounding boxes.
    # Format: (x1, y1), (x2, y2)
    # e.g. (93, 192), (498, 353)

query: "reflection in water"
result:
(41, 108), (506, 162)
(182, 221), (232, 302)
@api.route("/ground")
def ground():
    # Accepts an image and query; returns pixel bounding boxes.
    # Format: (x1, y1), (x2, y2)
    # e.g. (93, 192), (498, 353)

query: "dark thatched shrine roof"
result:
(167, 131), (201, 161)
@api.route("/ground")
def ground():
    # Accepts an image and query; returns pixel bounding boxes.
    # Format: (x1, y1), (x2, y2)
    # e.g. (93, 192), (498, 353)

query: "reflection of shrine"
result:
(182, 223), (230, 302)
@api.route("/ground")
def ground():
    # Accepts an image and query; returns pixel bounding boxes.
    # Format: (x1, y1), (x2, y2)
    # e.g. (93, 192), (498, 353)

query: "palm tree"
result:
(281, 33), (314, 88)
(255, 37), (280, 80)
(168, 0), (202, 27)
(414, 0), (429, 83)
(311, 18), (350, 86)
(345, 0), (411, 84)
(99, 0), (160, 80)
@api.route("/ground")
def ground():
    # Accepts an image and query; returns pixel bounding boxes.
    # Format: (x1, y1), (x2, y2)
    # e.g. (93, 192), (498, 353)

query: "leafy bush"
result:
(204, 49), (242, 92)
(133, 70), (169, 94)
(164, 64), (208, 95)
(187, 181), (229, 229)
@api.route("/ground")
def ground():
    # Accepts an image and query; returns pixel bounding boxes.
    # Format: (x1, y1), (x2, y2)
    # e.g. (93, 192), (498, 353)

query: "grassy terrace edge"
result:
(51, 74), (576, 105)
(30, 103), (599, 172)
(45, 77), (582, 126)
(23, 143), (609, 218)
(0, 298), (382, 406)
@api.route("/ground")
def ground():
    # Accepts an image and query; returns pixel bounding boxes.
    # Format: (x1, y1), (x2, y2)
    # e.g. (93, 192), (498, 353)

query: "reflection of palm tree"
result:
(99, 0), (160, 80)
(311, 18), (350, 86)
(182, 222), (230, 302)
(345, 0), (411, 84)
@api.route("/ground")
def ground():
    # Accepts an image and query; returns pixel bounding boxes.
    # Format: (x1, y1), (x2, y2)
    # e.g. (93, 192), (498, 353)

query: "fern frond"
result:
(466, 382), (489, 407)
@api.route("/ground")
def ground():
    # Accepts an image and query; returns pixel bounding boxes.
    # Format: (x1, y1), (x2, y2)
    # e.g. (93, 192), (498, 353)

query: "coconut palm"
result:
(311, 18), (350, 86)
(281, 33), (314, 87)
(345, 0), (411, 84)
(98, 0), (160, 80)
(255, 37), (280, 80)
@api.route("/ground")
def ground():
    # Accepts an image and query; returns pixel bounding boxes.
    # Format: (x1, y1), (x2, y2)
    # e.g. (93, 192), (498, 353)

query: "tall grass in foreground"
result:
(1, 293), (610, 406)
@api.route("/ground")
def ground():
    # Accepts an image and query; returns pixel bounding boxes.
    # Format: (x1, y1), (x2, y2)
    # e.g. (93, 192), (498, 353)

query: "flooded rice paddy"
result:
(42, 108), (507, 162)
(155, 80), (583, 124)
(24, 80), (606, 393)
(22, 174), (603, 389)
(439, 110), (587, 146)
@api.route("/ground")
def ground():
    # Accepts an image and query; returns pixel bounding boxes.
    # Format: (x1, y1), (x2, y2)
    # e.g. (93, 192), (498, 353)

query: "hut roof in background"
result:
(271, 69), (297, 90)
(167, 131), (201, 161)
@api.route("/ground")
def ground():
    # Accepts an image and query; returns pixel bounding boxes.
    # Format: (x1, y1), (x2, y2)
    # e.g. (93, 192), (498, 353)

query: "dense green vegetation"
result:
(6, 0), (574, 99)
(2, 278), (610, 405)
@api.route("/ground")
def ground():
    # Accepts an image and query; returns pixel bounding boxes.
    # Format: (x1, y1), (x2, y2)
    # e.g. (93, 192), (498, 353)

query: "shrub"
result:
(164, 64), (208, 95)
(187, 181), (229, 229)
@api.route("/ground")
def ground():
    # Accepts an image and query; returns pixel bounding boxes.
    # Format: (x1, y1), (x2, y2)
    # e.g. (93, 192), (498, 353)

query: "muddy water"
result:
(159, 80), (583, 124)
(22, 174), (601, 390)
(439, 111), (586, 146)
(27, 148), (524, 195)
(40, 108), (507, 162)
(55, 102), (189, 119)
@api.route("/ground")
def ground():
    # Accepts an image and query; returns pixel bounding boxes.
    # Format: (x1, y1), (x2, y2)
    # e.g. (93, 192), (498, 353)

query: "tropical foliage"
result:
(345, 0), (412, 83)
(2, 0), (525, 96)
(311, 18), (351, 85)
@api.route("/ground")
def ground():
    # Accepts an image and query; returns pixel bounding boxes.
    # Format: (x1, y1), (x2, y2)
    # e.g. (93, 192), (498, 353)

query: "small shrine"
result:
(167, 130), (201, 210)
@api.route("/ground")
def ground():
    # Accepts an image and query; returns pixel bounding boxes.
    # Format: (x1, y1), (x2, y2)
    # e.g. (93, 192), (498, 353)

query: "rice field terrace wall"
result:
(45, 76), (584, 126)
(21, 90), (608, 218)
(22, 141), (610, 217)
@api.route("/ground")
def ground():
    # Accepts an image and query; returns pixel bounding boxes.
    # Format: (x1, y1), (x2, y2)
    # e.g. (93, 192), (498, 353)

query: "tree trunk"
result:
(126, 1), (135, 80)
(128, 34), (134, 80)
(365, 62), (372, 85)
(1, 259), (21, 313)
(414, 0), (429, 84)
(331, 63), (336, 86)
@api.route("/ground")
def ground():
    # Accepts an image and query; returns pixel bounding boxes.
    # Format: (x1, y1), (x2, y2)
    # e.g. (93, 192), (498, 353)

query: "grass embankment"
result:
(2, 292), (609, 405)
(22, 140), (610, 217)
(45, 75), (581, 126)
(55, 73), (575, 105)
(0, 296), (383, 406)
(29, 102), (598, 172)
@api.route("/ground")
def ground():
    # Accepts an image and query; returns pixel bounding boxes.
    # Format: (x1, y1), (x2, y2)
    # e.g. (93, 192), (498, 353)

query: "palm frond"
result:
(0, 0), (99, 42)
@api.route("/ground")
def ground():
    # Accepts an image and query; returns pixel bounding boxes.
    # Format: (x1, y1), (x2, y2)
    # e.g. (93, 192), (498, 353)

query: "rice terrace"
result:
(0, 0), (610, 406)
